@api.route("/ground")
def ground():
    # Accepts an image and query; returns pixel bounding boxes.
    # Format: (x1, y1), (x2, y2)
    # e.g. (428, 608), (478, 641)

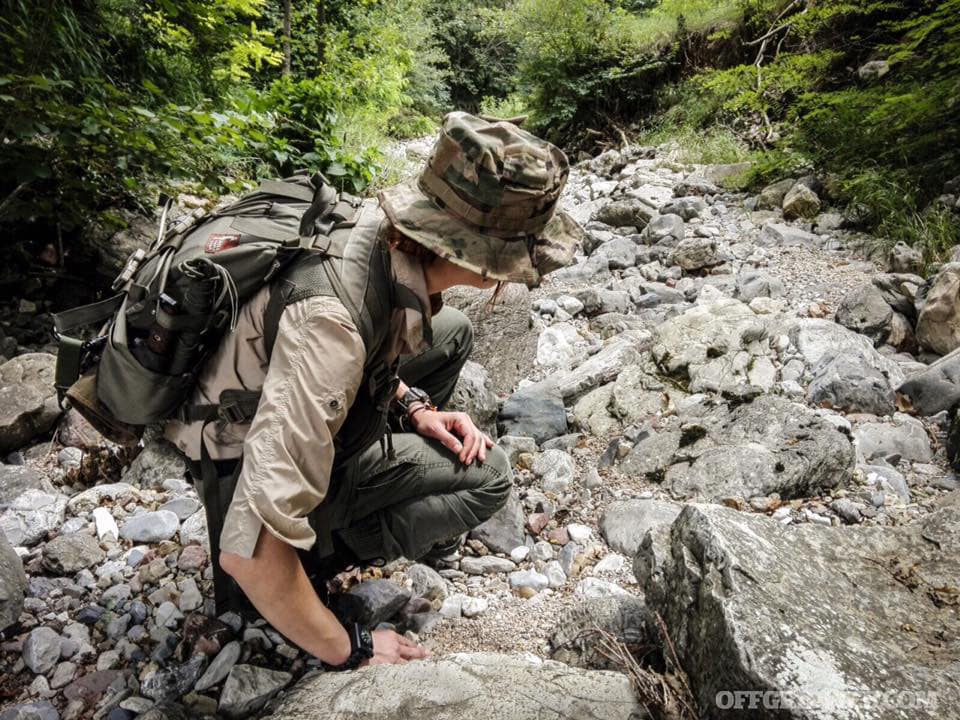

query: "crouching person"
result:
(164, 112), (582, 670)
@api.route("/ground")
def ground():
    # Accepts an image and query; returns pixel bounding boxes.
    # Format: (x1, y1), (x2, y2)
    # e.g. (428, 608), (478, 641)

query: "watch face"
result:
(359, 627), (374, 655)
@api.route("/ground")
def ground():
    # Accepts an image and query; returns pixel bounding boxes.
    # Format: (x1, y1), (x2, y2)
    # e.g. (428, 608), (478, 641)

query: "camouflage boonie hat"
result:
(379, 112), (583, 288)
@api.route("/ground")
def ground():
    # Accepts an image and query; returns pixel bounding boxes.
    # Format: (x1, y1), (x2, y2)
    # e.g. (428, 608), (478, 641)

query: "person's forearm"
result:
(220, 527), (351, 665)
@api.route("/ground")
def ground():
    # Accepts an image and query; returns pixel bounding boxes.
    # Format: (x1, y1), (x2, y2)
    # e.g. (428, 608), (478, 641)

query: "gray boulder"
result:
(735, 270), (784, 302)
(0, 465), (52, 509)
(673, 176), (719, 197)
(0, 531), (26, 631)
(122, 437), (188, 490)
(897, 346), (960, 415)
(498, 383), (567, 443)
(662, 395), (855, 500)
(470, 489), (525, 554)
(0, 702), (59, 720)
(782, 182), (821, 219)
(888, 241), (923, 274)
(119, 510), (181, 543)
(0, 490), (68, 547)
(592, 198), (655, 229)
(639, 213), (684, 246)
(666, 237), (722, 271)
(635, 498), (960, 720)
(807, 355), (896, 415)
(835, 284), (893, 345)
(268, 652), (643, 720)
(917, 262), (960, 355)
(784, 318), (905, 387)
(854, 414), (933, 463)
(758, 222), (822, 247)
(659, 197), (706, 221)
(599, 499), (681, 557)
(448, 360), (499, 437)
(41, 533), (105, 575)
(0, 353), (60, 454)
(593, 237), (639, 270)
(756, 178), (795, 210)
(337, 579), (411, 627)
(619, 428), (681, 480)
(652, 295), (771, 396)
(219, 664), (291, 719)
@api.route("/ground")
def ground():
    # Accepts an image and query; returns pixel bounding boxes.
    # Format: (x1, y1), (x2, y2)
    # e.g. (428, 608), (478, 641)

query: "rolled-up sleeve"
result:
(219, 295), (365, 559)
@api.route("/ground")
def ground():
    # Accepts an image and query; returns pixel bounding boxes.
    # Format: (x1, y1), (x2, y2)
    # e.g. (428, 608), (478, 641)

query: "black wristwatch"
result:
(397, 386), (432, 415)
(324, 622), (374, 671)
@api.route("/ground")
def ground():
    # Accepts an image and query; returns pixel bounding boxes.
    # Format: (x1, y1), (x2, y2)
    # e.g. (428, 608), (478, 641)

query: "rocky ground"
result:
(1, 143), (959, 720)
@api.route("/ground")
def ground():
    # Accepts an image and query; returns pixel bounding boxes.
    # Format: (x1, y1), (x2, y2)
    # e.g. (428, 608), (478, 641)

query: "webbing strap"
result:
(228, 217), (300, 244)
(256, 180), (315, 203)
(54, 335), (85, 396)
(52, 294), (123, 334)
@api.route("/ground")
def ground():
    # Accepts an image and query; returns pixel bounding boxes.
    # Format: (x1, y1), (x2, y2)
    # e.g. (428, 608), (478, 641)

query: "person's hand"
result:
(409, 409), (494, 465)
(364, 629), (431, 666)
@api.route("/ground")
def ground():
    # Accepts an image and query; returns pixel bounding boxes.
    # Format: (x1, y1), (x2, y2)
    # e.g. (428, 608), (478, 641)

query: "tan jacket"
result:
(165, 247), (431, 558)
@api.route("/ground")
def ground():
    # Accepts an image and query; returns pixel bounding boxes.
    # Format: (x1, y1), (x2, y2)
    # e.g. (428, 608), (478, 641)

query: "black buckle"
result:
(217, 403), (248, 424)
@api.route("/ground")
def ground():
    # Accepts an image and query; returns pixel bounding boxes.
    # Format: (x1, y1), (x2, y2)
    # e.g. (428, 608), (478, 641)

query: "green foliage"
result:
(500, 0), (676, 145)
(842, 168), (960, 269)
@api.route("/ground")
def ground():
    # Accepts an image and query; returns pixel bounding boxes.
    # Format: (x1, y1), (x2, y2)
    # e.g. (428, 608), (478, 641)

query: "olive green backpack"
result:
(52, 171), (364, 444)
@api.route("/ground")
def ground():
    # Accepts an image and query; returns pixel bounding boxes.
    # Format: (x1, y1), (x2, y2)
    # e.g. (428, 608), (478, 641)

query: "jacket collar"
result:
(389, 247), (435, 356)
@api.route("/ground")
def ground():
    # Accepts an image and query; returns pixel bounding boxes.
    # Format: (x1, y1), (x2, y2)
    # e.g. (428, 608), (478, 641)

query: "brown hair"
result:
(385, 224), (439, 265)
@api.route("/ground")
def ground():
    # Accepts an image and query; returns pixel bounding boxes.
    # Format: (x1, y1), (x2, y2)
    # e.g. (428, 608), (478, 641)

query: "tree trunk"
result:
(282, 0), (292, 77)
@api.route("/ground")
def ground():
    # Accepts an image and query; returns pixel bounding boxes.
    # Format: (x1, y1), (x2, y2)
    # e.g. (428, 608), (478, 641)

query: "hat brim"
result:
(379, 179), (581, 289)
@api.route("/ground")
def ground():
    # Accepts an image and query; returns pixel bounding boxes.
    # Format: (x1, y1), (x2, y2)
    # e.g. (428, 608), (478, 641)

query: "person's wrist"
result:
(407, 402), (434, 427)
(326, 625), (352, 666)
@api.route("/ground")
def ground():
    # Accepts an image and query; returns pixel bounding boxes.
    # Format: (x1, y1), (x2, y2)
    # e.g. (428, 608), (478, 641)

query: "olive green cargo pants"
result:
(306, 305), (512, 566)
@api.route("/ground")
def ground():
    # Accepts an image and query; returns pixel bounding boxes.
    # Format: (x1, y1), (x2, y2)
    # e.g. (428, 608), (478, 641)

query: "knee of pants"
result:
(478, 444), (513, 516)
(444, 306), (474, 362)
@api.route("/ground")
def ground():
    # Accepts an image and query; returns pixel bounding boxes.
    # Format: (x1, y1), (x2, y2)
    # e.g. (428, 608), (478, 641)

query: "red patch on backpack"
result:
(205, 233), (241, 253)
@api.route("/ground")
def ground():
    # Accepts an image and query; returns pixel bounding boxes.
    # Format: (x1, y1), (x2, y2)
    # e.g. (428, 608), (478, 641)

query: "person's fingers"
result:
(484, 434), (495, 448)
(399, 642), (429, 659)
(462, 430), (480, 464)
(477, 436), (487, 463)
(432, 426), (463, 455)
(396, 634), (416, 647)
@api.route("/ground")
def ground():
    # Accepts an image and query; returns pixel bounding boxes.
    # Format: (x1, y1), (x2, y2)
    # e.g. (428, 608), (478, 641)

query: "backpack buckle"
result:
(112, 248), (146, 291)
(217, 402), (249, 424)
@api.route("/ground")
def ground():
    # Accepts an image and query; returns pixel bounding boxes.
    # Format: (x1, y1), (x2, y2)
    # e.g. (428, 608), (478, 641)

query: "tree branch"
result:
(0, 181), (30, 219)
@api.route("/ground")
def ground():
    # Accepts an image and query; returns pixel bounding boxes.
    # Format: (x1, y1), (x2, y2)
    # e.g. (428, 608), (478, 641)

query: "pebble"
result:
(22, 627), (62, 675)
(510, 546), (531, 563)
(460, 555), (517, 575)
(195, 640), (241, 691)
(566, 523), (592, 543)
(461, 596), (489, 618)
(575, 578), (633, 599)
(593, 553), (627, 574)
(509, 570), (549, 592)
(119, 511), (181, 543)
(545, 561), (567, 588)
(155, 601), (183, 628)
(532, 541), (555, 562)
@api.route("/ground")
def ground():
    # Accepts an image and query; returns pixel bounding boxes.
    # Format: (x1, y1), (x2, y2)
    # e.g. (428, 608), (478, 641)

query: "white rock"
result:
(439, 595), (464, 619)
(566, 523), (592, 543)
(574, 578), (632, 599)
(119, 510), (180, 543)
(544, 561), (566, 589)
(510, 546), (531, 563)
(92, 507), (118, 543)
(461, 596), (489, 618)
(593, 554), (627, 574)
